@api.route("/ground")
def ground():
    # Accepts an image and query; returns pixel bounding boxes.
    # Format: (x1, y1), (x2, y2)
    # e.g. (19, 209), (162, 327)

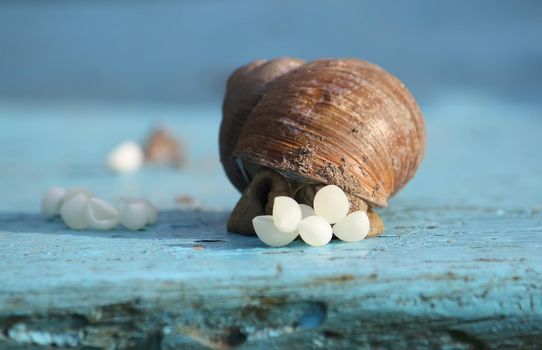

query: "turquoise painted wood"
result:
(0, 96), (541, 349)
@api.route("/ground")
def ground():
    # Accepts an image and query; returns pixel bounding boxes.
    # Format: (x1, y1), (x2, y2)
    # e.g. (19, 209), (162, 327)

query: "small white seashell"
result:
(119, 201), (148, 230)
(86, 198), (120, 230)
(60, 188), (93, 208)
(106, 141), (144, 174)
(253, 215), (299, 247)
(60, 193), (90, 230)
(313, 185), (350, 224)
(41, 187), (66, 218)
(332, 211), (370, 242)
(272, 196), (302, 233)
(144, 200), (158, 225)
(299, 204), (316, 219)
(298, 216), (333, 247)
(120, 197), (157, 225)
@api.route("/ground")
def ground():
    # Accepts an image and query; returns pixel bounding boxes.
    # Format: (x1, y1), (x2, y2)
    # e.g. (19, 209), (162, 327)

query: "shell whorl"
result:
(221, 58), (425, 207)
(220, 57), (305, 192)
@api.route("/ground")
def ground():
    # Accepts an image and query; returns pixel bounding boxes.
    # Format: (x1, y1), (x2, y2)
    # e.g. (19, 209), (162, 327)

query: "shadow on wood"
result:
(0, 210), (269, 250)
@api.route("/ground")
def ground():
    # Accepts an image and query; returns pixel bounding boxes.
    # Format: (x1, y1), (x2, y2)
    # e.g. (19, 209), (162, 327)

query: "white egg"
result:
(253, 215), (299, 247)
(332, 211), (370, 242)
(86, 198), (120, 230)
(60, 188), (93, 208)
(299, 204), (316, 219)
(106, 141), (144, 174)
(313, 185), (350, 224)
(120, 197), (157, 225)
(60, 193), (90, 230)
(119, 201), (148, 230)
(41, 187), (66, 218)
(298, 216), (333, 247)
(143, 199), (157, 224)
(272, 196), (302, 233)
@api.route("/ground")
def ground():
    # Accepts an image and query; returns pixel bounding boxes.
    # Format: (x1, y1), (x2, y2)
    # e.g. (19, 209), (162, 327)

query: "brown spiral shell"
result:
(220, 58), (305, 192)
(220, 58), (425, 207)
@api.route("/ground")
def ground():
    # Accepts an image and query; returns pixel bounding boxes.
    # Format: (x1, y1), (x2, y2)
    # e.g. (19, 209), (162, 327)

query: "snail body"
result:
(220, 57), (425, 235)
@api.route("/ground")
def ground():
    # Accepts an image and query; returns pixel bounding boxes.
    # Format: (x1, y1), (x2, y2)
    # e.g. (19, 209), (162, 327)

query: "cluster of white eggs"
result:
(253, 185), (370, 247)
(41, 187), (157, 231)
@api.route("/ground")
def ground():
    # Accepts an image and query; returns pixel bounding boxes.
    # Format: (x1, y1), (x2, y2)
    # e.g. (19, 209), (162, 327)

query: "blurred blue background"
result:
(1, 0), (541, 106)
(0, 0), (541, 213)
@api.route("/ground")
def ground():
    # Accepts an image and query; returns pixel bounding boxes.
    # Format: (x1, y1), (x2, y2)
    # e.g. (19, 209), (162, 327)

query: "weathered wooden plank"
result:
(0, 99), (541, 349)
(1, 206), (541, 349)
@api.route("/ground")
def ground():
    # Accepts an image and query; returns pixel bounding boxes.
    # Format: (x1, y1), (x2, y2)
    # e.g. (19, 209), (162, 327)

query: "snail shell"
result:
(220, 58), (425, 207)
(220, 58), (305, 192)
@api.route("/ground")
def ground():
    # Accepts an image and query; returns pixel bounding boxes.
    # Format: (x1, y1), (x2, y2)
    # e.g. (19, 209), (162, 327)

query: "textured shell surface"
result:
(221, 58), (425, 207)
(220, 58), (305, 192)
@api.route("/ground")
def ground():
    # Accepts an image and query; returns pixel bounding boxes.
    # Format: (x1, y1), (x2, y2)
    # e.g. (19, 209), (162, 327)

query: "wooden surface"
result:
(0, 97), (541, 349)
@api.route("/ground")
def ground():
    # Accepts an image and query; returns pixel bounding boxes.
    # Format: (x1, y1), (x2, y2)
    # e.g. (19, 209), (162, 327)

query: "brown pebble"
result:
(144, 127), (186, 168)
(176, 194), (197, 206)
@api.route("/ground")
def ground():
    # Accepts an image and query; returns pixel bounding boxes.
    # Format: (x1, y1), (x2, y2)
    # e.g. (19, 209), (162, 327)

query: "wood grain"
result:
(0, 99), (541, 349)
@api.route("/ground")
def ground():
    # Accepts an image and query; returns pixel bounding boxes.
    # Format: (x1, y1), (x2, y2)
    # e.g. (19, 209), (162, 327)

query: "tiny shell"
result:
(332, 211), (370, 242)
(253, 215), (298, 247)
(60, 188), (93, 208)
(106, 141), (144, 174)
(296, 184), (368, 213)
(119, 201), (148, 230)
(272, 196), (302, 233)
(299, 204), (316, 219)
(120, 197), (157, 225)
(41, 187), (66, 218)
(60, 193), (90, 230)
(145, 200), (158, 225)
(313, 185), (350, 224)
(87, 198), (120, 230)
(298, 216), (333, 247)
